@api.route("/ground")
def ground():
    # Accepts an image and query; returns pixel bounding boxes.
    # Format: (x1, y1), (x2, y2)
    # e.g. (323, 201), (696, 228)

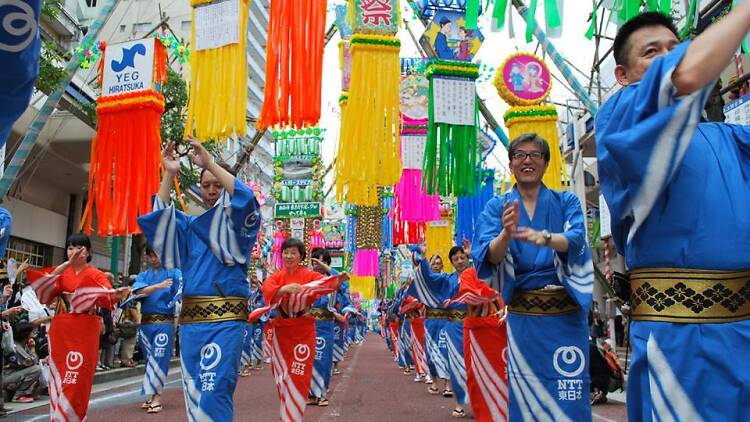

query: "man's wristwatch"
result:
(541, 230), (552, 246)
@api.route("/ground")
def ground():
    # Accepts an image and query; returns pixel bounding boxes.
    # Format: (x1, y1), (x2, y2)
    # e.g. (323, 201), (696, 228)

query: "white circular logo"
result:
(244, 211), (260, 228)
(316, 337), (326, 351)
(199, 343), (222, 371)
(66, 351), (84, 370)
(0, 0), (38, 53)
(334, 326), (340, 335)
(293, 344), (311, 362)
(154, 333), (169, 348)
(552, 346), (585, 378)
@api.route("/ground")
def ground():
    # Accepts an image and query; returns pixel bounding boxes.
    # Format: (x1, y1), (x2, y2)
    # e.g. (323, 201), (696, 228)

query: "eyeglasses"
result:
(511, 151), (544, 161)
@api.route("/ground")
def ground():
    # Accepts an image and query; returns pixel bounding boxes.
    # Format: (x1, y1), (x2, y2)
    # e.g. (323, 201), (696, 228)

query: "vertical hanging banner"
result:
(257, 0), (327, 130)
(336, 0), (402, 207)
(422, 60), (480, 197)
(185, 0), (248, 140)
(494, 53), (566, 190)
(83, 38), (166, 235)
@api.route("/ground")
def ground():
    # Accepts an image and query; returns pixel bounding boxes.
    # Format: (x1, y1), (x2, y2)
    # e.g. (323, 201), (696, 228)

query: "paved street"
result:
(9, 334), (626, 421)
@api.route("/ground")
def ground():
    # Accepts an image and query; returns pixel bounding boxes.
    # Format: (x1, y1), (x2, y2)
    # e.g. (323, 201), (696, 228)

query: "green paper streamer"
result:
(466, 0), (480, 30)
(733, 0), (750, 53)
(645, 0), (659, 11)
(526, 0), (538, 43)
(659, 0), (672, 15)
(544, 0), (562, 31)
(679, 0), (697, 39)
(492, 0), (509, 30)
(585, 0), (597, 40)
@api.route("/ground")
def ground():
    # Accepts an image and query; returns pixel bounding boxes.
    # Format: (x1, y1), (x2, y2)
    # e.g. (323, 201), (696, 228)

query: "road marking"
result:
(593, 412), (621, 422)
(318, 345), (364, 421)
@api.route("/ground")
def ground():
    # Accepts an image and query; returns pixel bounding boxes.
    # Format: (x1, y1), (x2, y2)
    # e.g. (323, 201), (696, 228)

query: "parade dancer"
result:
(399, 295), (429, 382)
(331, 281), (351, 375)
(28, 234), (129, 421)
(595, 7), (750, 421)
(308, 248), (339, 407)
(473, 133), (594, 421)
(445, 267), (508, 422)
(240, 278), (262, 377)
(247, 278), (267, 371)
(132, 248), (182, 414)
(407, 243), (471, 418)
(138, 139), (261, 422)
(254, 238), (346, 422)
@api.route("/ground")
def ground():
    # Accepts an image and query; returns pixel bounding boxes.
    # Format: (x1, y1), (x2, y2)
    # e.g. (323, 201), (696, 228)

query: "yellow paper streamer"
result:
(185, 0), (249, 141)
(349, 275), (376, 300)
(504, 105), (567, 191)
(426, 217), (454, 273)
(335, 35), (402, 206)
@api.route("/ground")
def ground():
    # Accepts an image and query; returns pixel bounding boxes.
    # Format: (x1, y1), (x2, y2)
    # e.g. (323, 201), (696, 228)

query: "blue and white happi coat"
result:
(474, 185), (594, 421)
(596, 41), (750, 422)
(138, 179), (260, 422)
(407, 260), (469, 406)
(133, 267), (182, 396)
(311, 319), (335, 398)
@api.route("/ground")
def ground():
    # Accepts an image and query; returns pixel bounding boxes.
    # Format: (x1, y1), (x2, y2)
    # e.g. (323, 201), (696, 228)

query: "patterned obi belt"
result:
(425, 308), (466, 321)
(141, 313), (174, 324)
(631, 268), (750, 323)
(180, 296), (248, 324)
(309, 307), (335, 320)
(508, 288), (579, 316)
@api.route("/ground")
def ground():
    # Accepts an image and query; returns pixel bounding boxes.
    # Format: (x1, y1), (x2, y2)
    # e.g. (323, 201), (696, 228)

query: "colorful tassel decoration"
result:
(184, 0), (248, 140)
(353, 205), (382, 277)
(422, 60), (480, 197)
(426, 216), (455, 273)
(349, 276), (376, 301)
(456, 169), (495, 244)
(257, 0), (326, 130)
(392, 219), (425, 245)
(82, 39), (167, 236)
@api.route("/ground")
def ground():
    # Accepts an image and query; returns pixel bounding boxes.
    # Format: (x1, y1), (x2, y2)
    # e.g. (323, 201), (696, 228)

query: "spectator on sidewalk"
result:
(3, 323), (41, 403)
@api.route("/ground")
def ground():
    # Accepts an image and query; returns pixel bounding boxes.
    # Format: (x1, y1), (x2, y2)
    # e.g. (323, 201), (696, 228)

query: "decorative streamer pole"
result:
(184, 0), (249, 140)
(456, 169), (494, 244)
(257, 0), (327, 130)
(494, 52), (566, 190)
(81, 38), (167, 235)
(422, 60), (480, 196)
(0, 0), (119, 201)
(336, 0), (402, 206)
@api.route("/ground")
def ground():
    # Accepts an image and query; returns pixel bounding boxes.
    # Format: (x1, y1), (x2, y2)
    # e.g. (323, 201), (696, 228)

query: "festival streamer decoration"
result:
(336, 0), (402, 206)
(494, 53), (566, 190)
(382, 191), (394, 251)
(422, 60), (480, 196)
(456, 169), (495, 244)
(353, 205), (381, 279)
(426, 214), (454, 273)
(184, 0), (249, 140)
(81, 39), (166, 235)
(491, 0), (562, 40)
(257, 0), (326, 130)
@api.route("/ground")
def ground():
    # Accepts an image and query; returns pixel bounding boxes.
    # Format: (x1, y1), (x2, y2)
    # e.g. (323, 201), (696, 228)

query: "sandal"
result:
(317, 398), (329, 407)
(428, 386), (440, 395)
(307, 398), (318, 406)
(451, 408), (466, 418)
(239, 368), (252, 377)
(141, 400), (152, 410)
(146, 403), (163, 414)
(443, 389), (453, 398)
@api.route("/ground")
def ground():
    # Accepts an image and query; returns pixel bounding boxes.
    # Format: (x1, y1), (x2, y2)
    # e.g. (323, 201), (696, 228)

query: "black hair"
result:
(281, 238), (306, 260)
(311, 247), (331, 265)
(613, 12), (679, 66)
(448, 246), (468, 262)
(508, 133), (551, 163)
(145, 247), (156, 256)
(199, 162), (236, 183)
(439, 18), (451, 27)
(12, 322), (34, 343)
(66, 233), (93, 263)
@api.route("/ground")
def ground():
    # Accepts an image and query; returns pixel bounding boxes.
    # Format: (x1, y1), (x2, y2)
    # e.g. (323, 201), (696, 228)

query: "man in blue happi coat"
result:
(138, 138), (260, 422)
(596, 7), (750, 421)
(407, 243), (471, 419)
(132, 248), (182, 414)
(473, 133), (594, 421)
(307, 248), (339, 407)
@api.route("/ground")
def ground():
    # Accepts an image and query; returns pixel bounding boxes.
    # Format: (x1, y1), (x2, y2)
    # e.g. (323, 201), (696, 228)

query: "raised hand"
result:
(462, 238), (472, 256)
(502, 200), (520, 236)
(513, 227), (545, 246)
(186, 137), (214, 169)
(158, 278), (174, 290)
(162, 142), (181, 175)
(280, 283), (303, 295)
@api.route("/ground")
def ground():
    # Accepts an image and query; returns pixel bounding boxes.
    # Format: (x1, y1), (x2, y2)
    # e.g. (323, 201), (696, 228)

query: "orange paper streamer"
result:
(82, 90), (164, 235)
(257, 0), (326, 130)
